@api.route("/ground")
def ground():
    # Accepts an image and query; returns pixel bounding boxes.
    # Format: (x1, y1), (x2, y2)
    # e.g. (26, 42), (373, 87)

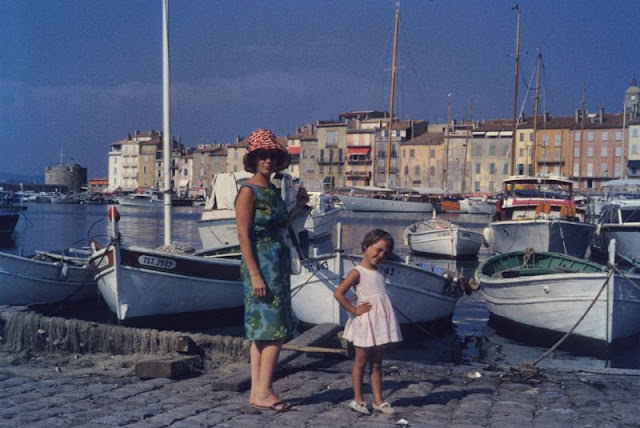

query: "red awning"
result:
(287, 146), (300, 155)
(347, 147), (371, 155)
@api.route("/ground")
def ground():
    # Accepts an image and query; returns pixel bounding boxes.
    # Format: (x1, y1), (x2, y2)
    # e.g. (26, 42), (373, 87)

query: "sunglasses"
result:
(254, 150), (283, 161)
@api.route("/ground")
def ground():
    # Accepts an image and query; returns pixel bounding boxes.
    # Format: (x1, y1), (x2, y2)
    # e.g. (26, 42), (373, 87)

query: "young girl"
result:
(333, 229), (402, 415)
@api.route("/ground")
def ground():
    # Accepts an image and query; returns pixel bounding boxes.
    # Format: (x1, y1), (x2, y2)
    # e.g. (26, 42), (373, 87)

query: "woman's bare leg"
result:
(249, 341), (262, 404)
(252, 340), (284, 407)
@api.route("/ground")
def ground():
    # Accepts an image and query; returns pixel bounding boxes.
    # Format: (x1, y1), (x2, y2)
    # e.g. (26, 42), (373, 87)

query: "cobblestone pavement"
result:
(0, 352), (639, 427)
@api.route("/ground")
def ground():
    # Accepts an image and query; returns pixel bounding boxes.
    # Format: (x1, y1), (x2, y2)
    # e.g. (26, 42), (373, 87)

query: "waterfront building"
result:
(225, 137), (248, 174)
(400, 132), (444, 189)
(88, 177), (108, 193)
(287, 123), (317, 179)
(442, 121), (474, 193)
(531, 114), (575, 178)
(570, 110), (624, 190)
(515, 119), (534, 176)
(175, 149), (193, 198)
(468, 121), (512, 193)
(626, 116), (640, 178)
(45, 162), (87, 193)
(191, 144), (226, 198)
(108, 130), (161, 192)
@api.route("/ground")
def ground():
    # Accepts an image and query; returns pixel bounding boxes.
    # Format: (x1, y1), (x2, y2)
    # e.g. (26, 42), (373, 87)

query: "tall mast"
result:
(622, 102), (628, 179)
(509, 5), (521, 176)
(162, 0), (172, 245)
(461, 98), (472, 194)
(384, 6), (400, 187)
(444, 93), (452, 191)
(578, 87), (586, 190)
(532, 51), (541, 176)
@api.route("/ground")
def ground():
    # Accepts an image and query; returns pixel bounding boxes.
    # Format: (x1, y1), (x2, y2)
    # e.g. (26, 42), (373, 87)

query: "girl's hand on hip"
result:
(353, 302), (372, 315)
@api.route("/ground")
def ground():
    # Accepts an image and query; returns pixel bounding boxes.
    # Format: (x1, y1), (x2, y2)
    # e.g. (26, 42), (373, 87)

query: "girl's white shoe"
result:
(349, 400), (370, 415)
(372, 402), (395, 415)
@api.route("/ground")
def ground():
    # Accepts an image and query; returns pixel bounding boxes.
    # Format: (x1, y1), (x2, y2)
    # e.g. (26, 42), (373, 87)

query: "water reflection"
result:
(3, 204), (639, 369)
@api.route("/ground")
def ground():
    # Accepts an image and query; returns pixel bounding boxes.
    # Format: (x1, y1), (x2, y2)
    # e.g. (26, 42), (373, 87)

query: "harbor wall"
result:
(0, 309), (249, 360)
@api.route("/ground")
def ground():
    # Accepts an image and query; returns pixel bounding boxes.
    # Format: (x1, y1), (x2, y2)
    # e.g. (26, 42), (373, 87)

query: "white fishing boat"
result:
(483, 176), (595, 257)
(403, 218), (483, 258)
(476, 244), (640, 344)
(91, 229), (243, 320)
(591, 199), (640, 260)
(0, 249), (97, 305)
(90, 1), (243, 321)
(291, 192), (341, 240)
(116, 190), (164, 207)
(290, 223), (464, 326)
(338, 186), (433, 213)
(459, 196), (496, 215)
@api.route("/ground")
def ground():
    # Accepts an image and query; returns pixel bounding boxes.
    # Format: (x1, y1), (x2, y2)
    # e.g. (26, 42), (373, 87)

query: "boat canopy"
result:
(412, 187), (447, 195)
(204, 171), (252, 211)
(502, 175), (575, 187)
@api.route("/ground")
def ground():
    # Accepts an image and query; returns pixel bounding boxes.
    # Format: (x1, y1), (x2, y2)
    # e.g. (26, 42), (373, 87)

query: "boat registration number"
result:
(138, 255), (176, 269)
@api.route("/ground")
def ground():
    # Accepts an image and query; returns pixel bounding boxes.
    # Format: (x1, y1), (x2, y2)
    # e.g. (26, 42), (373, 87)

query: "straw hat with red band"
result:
(243, 128), (290, 172)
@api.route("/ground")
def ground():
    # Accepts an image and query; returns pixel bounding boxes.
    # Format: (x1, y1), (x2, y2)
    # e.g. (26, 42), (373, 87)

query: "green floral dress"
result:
(239, 183), (292, 341)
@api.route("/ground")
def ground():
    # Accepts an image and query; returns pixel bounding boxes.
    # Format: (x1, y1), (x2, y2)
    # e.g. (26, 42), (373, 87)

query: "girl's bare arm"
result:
(236, 187), (267, 297)
(333, 269), (371, 315)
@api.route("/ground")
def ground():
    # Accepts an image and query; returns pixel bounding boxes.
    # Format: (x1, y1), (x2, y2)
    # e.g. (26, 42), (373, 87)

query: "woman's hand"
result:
(353, 302), (372, 315)
(251, 274), (267, 297)
(296, 185), (309, 208)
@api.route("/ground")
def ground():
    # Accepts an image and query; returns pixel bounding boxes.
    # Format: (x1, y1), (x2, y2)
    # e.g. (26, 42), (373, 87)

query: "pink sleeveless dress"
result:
(342, 265), (402, 348)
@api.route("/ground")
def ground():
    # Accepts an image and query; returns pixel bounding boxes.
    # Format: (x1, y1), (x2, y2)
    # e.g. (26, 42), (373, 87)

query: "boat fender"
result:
(58, 262), (69, 280)
(458, 276), (474, 295)
(468, 278), (481, 291)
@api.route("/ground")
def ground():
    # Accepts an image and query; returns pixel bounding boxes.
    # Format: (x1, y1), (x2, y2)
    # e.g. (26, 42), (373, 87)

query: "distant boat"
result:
(483, 176), (595, 257)
(459, 195), (496, 215)
(476, 247), (640, 344)
(116, 190), (164, 207)
(591, 199), (640, 260)
(404, 218), (483, 258)
(0, 191), (23, 239)
(337, 186), (434, 213)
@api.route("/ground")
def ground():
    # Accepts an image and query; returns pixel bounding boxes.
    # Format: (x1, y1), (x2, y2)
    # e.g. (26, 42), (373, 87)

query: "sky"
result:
(1, 0), (639, 177)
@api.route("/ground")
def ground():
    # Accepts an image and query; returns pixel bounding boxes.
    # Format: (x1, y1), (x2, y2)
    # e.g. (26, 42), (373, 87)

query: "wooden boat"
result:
(403, 218), (483, 258)
(91, 232), (243, 320)
(0, 249), (97, 305)
(483, 176), (595, 257)
(591, 199), (640, 259)
(291, 250), (463, 326)
(291, 192), (341, 240)
(476, 246), (640, 344)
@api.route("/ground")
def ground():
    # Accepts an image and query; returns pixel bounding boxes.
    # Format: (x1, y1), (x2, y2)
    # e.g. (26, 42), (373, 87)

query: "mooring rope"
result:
(531, 266), (615, 366)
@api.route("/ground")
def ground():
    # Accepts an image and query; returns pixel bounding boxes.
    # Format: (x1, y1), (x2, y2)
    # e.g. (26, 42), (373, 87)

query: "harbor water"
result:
(3, 203), (640, 370)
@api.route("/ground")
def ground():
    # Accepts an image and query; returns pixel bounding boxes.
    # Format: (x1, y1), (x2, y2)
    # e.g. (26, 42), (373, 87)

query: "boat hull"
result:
(407, 227), (483, 258)
(300, 207), (341, 239)
(485, 219), (594, 257)
(0, 251), (97, 305)
(290, 253), (459, 326)
(92, 244), (243, 320)
(479, 270), (640, 344)
(339, 194), (433, 213)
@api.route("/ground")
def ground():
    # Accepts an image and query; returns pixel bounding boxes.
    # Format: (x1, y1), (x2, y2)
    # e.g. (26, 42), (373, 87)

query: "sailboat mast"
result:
(461, 98), (472, 194)
(509, 5), (521, 176)
(384, 7), (400, 187)
(532, 52), (541, 176)
(162, 0), (172, 245)
(444, 94), (452, 191)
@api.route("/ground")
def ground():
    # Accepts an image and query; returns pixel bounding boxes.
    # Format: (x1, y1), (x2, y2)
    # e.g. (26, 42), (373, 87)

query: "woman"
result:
(235, 128), (308, 412)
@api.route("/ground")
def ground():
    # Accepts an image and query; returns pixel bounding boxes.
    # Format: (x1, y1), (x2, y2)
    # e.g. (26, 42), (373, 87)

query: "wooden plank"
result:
(210, 323), (340, 392)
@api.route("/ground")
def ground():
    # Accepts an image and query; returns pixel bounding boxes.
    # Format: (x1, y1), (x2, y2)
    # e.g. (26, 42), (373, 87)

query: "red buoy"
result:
(108, 206), (120, 222)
